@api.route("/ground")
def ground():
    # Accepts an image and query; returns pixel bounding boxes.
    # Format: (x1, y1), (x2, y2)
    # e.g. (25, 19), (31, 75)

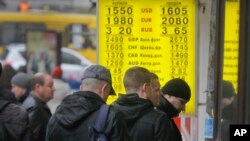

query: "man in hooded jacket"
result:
(157, 78), (191, 141)
(0, 62), (33, 141)
(46, 65), (131, 141)
(112, 66), (171, 141)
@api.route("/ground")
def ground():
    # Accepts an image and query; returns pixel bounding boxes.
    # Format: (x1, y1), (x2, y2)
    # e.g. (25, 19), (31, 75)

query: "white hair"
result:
(81, 78), (106, 91)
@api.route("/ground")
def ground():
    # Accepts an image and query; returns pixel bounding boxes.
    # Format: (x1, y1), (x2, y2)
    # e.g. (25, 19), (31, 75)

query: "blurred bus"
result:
(0, 11), (96, 63)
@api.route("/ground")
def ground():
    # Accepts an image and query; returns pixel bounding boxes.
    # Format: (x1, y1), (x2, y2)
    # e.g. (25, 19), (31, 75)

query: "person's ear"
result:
(142, 83), (148, 92)
(100, 83), (109, 101)
(100, 83), (108, 93)
(138, 83), (149, 99)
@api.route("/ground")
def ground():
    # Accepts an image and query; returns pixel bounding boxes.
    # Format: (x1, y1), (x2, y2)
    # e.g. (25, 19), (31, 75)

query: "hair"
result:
(81, 78), (108, 95)
(222, 80), (236, 98)
(150, 72), (159, 80)
(150, 72), (160, 89)
(82, 78), (105, 88)
(123, 66), (152, 92)
(30, 72), (45, 90)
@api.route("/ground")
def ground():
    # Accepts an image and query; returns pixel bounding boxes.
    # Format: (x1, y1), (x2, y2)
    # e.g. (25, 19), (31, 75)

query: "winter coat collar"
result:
(157, 95), (179, 118)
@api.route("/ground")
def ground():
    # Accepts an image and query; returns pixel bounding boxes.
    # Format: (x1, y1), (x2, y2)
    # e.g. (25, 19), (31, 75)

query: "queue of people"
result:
(0, 62), (195, 141)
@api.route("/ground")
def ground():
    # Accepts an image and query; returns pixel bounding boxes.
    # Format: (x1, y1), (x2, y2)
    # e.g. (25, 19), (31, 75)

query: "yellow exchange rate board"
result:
(98, 0), (196, 115)
(223, 0), (239, 93)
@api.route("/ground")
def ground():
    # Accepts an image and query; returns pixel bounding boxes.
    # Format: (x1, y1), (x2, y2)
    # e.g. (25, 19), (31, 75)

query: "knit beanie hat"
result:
(161, 78), (191, 101)
(222, 80), (236, 98)
(52, 66), (63, 79)
(11, 72), (30, 88)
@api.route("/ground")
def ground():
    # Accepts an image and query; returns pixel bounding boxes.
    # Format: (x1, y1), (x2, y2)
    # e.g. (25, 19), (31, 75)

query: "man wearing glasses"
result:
(157, 78), (191, 141)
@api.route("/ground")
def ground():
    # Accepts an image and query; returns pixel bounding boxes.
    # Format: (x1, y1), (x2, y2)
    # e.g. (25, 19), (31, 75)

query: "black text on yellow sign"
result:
(223, 0), (239, 93)
(98, 0), (196, 115)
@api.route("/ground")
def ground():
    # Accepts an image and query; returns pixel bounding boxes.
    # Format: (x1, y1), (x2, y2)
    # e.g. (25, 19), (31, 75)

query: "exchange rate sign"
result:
(223, 0), (239, 93)
(98, 0), (196, 115)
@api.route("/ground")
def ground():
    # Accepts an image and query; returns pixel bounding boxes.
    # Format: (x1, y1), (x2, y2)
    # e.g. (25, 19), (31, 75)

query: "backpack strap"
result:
(94, 104), (110, 133)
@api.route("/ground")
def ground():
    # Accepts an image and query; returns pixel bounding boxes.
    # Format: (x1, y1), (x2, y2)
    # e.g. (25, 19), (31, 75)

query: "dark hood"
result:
(157, 95), (179, 118)
(0, 87), (17, 103)
(112, 93), (153, 126)
(0, 99), (10, 111)
(55, 91), (105, 127)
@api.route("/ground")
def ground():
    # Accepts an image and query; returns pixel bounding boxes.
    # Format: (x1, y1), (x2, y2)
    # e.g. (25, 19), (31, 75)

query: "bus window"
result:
(0, 11), (97, 63)
(68, 24), (96, 50)
(0, 23), (45, 44)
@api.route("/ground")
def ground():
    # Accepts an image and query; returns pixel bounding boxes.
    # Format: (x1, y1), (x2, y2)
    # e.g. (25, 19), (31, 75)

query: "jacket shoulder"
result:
(22, 95), (36, 111)
(142, 108), (170, 124)
(108, 105), (125, 120)
(98, 105), (126, 130)
(105, 106), (131, 141)
(0, 100), (10, 111)
(0, 103), (29, 141)
(0, 103), (28, 123)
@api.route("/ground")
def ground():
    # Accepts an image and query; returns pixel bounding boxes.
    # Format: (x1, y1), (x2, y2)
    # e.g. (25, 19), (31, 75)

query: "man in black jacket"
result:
(0, 62), (33, 141)
(221, 80), (237, 141)
(112, 66), (171, 141)
(22, 72), (54, 141)
(46, 65), (131, 141)
(157, 78), (191, 141)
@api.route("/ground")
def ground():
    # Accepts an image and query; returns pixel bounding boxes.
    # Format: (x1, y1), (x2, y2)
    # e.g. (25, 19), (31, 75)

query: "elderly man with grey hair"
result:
(46, 65), (131, 141)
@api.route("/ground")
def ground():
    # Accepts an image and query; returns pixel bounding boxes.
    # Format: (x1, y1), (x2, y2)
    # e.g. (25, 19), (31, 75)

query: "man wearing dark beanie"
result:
(157, 78), (191, 141)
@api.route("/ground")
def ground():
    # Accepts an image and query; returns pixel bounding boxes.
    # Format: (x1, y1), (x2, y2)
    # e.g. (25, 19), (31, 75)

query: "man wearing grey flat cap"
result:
(46, 65), (131, 141)
(11, 72), (31, 104)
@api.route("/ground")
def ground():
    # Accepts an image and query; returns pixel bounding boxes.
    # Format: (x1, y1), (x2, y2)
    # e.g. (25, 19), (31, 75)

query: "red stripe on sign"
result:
(174, 117), (181, 131)
(185, 117), (191, 135)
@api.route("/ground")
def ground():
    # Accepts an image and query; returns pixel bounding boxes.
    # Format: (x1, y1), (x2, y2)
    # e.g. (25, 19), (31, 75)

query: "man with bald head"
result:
(22, 72), (54, 141)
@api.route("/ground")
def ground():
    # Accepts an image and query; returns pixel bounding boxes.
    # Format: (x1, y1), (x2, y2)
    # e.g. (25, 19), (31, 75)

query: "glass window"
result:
(62, 51), (81, 65)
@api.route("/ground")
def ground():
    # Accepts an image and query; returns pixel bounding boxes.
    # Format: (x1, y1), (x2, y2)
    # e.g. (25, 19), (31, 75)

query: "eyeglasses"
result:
(177, 97), (188, 105)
